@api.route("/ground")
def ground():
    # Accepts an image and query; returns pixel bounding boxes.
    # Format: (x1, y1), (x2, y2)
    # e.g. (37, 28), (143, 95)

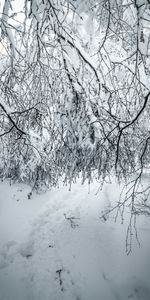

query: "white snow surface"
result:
(0, 179), (150, 300)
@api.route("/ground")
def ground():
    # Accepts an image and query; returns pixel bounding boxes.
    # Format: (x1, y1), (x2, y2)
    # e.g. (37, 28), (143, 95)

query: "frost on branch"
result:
(0, 1), (150, 216)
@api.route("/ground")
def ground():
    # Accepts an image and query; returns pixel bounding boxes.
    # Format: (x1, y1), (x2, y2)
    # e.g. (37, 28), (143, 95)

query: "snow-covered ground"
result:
(0, 179), (150, 300)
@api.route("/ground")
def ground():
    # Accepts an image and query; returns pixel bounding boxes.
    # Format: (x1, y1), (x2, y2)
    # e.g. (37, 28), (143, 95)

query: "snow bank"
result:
(0, 180), (150, 300)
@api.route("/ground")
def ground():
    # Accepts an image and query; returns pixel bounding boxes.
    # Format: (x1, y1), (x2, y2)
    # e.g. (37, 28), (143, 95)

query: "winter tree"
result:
(0, 0), (150, 227)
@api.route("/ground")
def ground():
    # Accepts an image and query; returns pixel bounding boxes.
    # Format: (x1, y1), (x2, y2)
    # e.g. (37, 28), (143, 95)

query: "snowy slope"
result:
(0, 180), (150, 300)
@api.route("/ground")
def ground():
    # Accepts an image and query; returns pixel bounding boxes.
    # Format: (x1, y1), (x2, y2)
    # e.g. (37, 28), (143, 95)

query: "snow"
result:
(0, 180), (150, 300)
(0, 99), (13, 115)
(1, 0), (17, 56)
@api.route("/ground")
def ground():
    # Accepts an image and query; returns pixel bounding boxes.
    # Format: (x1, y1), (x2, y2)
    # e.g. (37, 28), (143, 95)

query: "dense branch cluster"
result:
(0, 0), (150, 219)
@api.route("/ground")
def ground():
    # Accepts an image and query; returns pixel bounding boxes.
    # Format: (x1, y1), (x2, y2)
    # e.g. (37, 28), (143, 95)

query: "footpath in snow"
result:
(0, 179), (150, 300)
